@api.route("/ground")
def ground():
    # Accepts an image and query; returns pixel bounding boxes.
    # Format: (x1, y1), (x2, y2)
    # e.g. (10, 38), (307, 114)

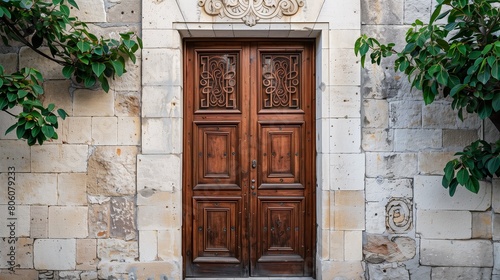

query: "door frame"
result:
(182, 38), (317, 278)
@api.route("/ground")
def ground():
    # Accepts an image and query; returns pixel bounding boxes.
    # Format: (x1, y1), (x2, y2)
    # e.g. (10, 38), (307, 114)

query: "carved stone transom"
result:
(198, 0), (305, 26)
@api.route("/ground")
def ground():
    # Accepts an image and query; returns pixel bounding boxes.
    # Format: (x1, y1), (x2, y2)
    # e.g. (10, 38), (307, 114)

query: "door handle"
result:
(252, 160), (257, 169)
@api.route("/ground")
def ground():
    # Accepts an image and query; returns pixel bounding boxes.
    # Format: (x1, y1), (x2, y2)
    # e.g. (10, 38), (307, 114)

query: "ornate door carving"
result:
(183, 40), (315, 277)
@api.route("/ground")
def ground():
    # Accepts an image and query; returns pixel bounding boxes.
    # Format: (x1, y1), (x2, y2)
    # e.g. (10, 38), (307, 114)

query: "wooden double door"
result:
(183, 40), (315, 278)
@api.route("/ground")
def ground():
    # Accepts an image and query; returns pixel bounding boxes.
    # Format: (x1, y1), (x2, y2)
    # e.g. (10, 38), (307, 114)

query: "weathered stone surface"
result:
(0, 140), (31, 172)
(110, 196), (136, 240)
(414, 175), (491, 211)
(404, 0), (431, 24)
(62, 117), (92, 144)
(34, 239), (76, 270)
(329, 230), (344, 261)
(493, 179), (500, 214)
(418, 151), (456, 175)
(334, 190), (365, 230)
(416, 210), (471, 239)
(59, 271), (84, 280)
(0, 53), (18, 73)
(362, 128), (394, 152)
(361, 0), (403, 24)
(68, 0), (106, 22)
(19, 47), (63, 79)
(0, 107), (22, 140)
(139, 231), (158, 261)
(81, 271), (99, 280)
(386, 198), (413, 234)
(364, 234), (416, 263)
(87, 146), (138, 196)
(73, 89), (115, 117)
(106, 0), (141, 23)
(142, 49), (181, 86)
(421, 239), (493, 267)
(142, 86), (182, 118)
(137, 154), (181, 192)
(423, 102), (481, 129)
(329, 86), (361, 118)
(0, 269), (38, 280)
(142, 117), (182, 154)
(138, 205), (181, 230)
(58, 173), (87, 205)
(98, 261), (181, 280)
(366, 202), (386, 234)
(485, 118), (500, 143)
(329, 48), (360, 86)
(494, 243), (500, 274)
(88, 199), (110, 239)
(0, 205), (29, 237)
(30, 206), (48, 238)
(320, 260), (364, 280)
(48, 206), (88, 238)
(363, 99), (389, 128)
(394, 129), (442, 152)
(0, 174), (57, 205)
(0, 238), (33, 269)
(31, 145), (88, 173)
(432, 266), (492, 280)
(330, 118), (361, 153)
(111, 58), (142, 92)
(97, 239), (138, 262)
(366, 152), (418, 178)
(41, 80), (72, 115)
(442, 129), (480, 151)
(389, 101), (422, 128)
(137, 188), (181, 208)
(494, 215), (500, 241)
(158, 229), (182, 262)
(329, 154), (365, 190)
(76, 239), (97, 271)
(115, 91), (140, 117)
(472, 212), (492, 239)
(117, 117), (141, 145)
(345, 231), (363, 261)
(91, 117), (118, 145)
(366, 178), (413, 202)
(367, 263), (410, 280)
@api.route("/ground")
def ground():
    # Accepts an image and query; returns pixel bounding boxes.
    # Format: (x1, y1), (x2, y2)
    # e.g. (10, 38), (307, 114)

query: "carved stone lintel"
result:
(199, 0), (305, 26)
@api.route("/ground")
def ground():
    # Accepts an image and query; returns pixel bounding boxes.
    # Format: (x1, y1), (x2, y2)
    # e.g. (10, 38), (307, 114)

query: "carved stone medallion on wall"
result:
(198, 0), (305, 26)
(386, 197), (413, 234)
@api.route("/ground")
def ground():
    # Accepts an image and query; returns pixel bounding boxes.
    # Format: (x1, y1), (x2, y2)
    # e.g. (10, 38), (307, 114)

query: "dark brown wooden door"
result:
(183, 40), (315, 278)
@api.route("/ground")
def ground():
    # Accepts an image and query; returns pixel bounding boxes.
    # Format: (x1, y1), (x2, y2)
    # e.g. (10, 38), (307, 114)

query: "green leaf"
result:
(466, 177), (480, 193)
(487, 157), (500, 174)
(77, 41), (91, 53)
(7, 93), (17, 102)
(62, 66), (75, 79)
(17, 90), (29, 99)
(111, 61), (124, 76)
(42, 126), (55, 139)
(493, 93), (500, 111)
(436, 68), (449, 85)
(449, 180), (458, 197)
(46, 115), (57, 124)
(31, 126), (40, 137)
(5, 123), (17, 135)
(492, 61), (500, 80)
(430, 4), (442, 24)
(92, 63), (106, 77)
(444, 161), (455, 182)
(47, 104), (56, 112)
(450, 84), (467, 97)
(67, 0), (79, 9)
(60, 5), (70, 16)
(456, 168), (470, 185)
(16, 125), (26, 139)
(57, 109), (67, 120)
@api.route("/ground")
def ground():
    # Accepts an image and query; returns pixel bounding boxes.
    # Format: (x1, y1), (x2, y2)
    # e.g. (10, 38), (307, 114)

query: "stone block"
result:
(389, 100), (422, 129)
(73, 89), (115, 117)
(62, 117), (92, 144)
(414, 175), (491, 211)
(142, 86), (182, 118)
(367, 263), (410, 280)
(42, 80), (72, 115)
(76, 239), (97, 271)
(111, 58), (142, 92)
(423, 102), (481, 129)
(416, 210), (471, 239)
(363, 99), (389, 128)
(472, 212), (492, 239)
(319, 0), (360, 29)
(142, 49), (182, 86)
(319, 191), (330, 229)
(394, 129), (442, 152)
(142, 30), (182, 49)
(364, 234), (416, 264)
(318, 228), (329, 260)
(97, 239), (138, 262)
(344, 231), (362, 261)
(365, 202), (386, 234)
(361, 0), (403, 24)
(81, 271), (99, 280)
(329, 230), (344, 261)
(30, 206), (48, 238)
(87, 146), (138, 196)
(91, 117), (118, 145)
(31, 145), (88, 173)
(137, 188), (181, 209)
(19, 47), (63, 79)
(329, 118), (361, 153)
(0, 173), (57, 205)
(404, 0), (431, 24)
(138, 205), (181, 230)
(366, 178), (413, 202)
(334, 190), (365, 230)
(88, 200), (110, 238)
(366, 152), (418, 178)
(48, 206), (88, 238)
(0, 205), (30, 237)
(142, 118), (182, 154)
(319, 260), (364, 280)
(329, 48), (360, 86)
(329, 154), (365, 190)
(0, 107), (22, 140)
(69, 0), (105, 22)
(362, 128), (394, 152)
(58, 173), (87, 205)
(33, 239), (76, 270)
(0, 53), (18, 73)
(418, 151), (456, 175)
(143, 0), (184, 29)
(420, 239), (493, 267)
(0, 238), (33, 269)
(106, 0), (141, 22)
(432, 267), (492, 280)
(485, 118), (500, 143)
(329, 86), (361, 118)
(115, 91), (140, 117)
(139, 230), (158, 261)
(117, 117), (140, 145)
(0, 140), (31, 172)
(0, 269), (38, 280)
(330, 30), (362, 49)
(137, 154), (182, 192)
(158, 228), (182, 261)
(495, 243), (500, 274)
(98, 261), (181, 280)
(494, 215), (500, 241)
(443, 129), (480, 151)
(110, 196), (136, 240)
(494, 179), (500, 213)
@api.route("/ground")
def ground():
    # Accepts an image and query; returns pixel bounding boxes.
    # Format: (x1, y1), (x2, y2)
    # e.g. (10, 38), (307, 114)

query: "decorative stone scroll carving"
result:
(198, 0), (305, 26)
(386, 197), (412, 234)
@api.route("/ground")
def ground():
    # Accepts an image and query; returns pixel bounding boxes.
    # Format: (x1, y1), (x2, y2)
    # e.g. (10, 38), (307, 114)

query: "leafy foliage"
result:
(0, 0), (142, 145)
(354, 0), (500, 196)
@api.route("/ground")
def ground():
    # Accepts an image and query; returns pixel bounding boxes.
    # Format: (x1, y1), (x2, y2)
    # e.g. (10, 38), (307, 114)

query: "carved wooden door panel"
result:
(183, 41), (315, 278)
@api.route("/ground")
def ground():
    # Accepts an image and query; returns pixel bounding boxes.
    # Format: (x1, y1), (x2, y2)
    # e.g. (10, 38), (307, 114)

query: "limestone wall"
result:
(0, 0), (498, 279)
